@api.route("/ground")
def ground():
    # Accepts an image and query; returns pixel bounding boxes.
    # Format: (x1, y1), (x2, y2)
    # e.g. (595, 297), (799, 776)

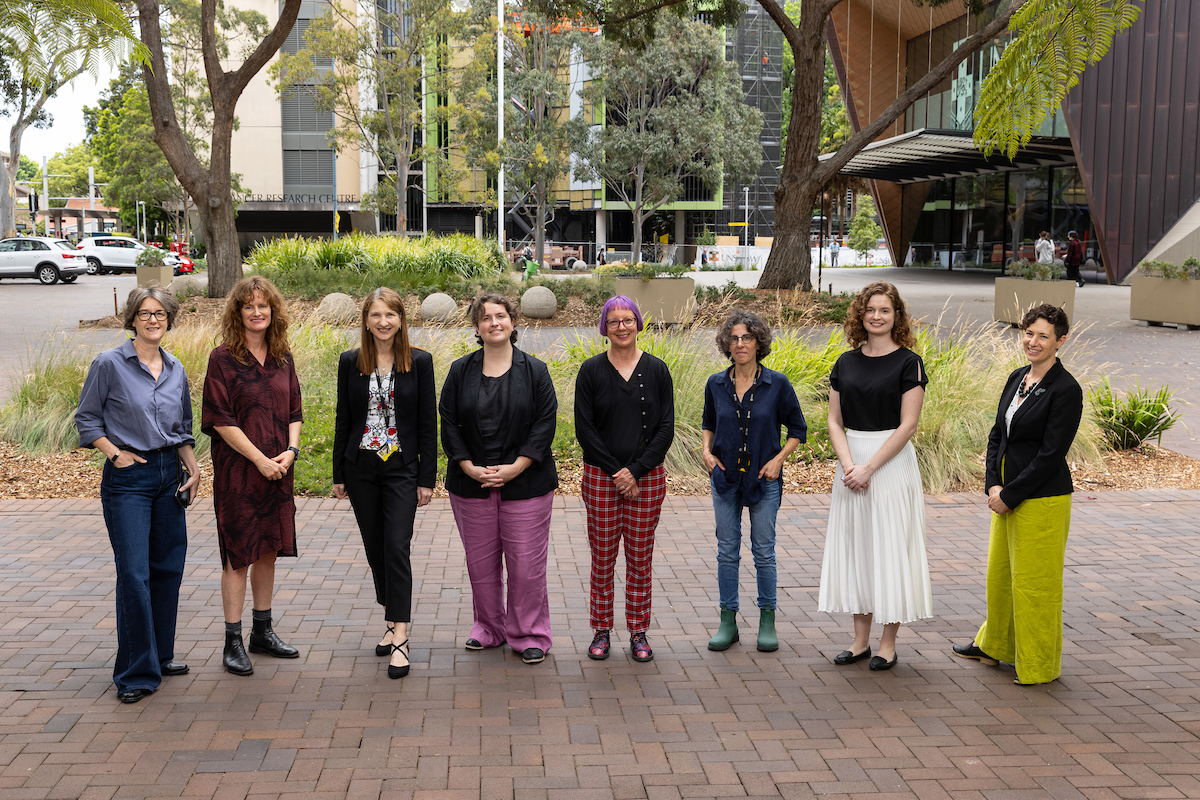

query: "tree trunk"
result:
(0, 160), (16, 238)
(534, 195), (546, 268)
(203, 193), (240, 296)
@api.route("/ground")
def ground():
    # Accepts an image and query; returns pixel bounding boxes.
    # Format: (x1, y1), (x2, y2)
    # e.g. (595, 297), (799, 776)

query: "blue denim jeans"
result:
(711, 474), (782, 611)
(100, 448), (188, 692)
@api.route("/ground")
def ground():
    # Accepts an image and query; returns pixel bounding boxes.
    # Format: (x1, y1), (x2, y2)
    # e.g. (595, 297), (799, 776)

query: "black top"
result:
(439, 346), (559, 500)
(985, 359), (1083, 509)
(574, 352), (675, 479)
(333, 348), (438, 487)
(829, 348), (928, 431)
(477, 371), (511, 465)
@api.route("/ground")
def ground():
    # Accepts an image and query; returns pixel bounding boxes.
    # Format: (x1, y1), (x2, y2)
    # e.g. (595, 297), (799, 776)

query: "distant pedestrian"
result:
(953, 304), (1082, 686)
(1036, 231), (1054, 264)
(830, 239), (840, 267)
(1065, 231), (1084, 287)
(819, 281), (932, 672)
(76, 286), (200, 704)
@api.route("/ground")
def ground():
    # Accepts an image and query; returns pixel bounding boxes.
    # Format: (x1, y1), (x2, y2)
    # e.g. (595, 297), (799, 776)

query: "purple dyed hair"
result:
(598, 295), (644, 337)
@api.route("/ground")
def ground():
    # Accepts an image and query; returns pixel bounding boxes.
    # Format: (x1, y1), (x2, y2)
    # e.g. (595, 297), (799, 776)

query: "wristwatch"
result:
(287, 446), (300, 459)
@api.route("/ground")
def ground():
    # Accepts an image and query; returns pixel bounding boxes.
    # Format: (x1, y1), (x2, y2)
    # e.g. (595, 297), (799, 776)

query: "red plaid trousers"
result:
(581, 462), (667, 633)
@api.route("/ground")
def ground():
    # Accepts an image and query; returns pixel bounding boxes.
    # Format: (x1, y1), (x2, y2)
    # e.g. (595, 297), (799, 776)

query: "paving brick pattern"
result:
(2, 491), (1200, 799)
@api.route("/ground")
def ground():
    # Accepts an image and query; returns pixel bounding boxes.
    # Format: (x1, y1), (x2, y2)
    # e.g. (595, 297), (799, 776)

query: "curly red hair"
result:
(220, 276), (292, 365)
(843, 281), (915, 349)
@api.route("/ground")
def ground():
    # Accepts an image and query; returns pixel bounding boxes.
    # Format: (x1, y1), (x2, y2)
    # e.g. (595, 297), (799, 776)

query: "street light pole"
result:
(496, 0), (505, 253)
(138, 201), (146, 242)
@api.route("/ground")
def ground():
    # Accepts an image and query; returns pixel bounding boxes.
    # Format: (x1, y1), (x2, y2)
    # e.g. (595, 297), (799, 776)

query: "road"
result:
(3, 267), (1196, 458)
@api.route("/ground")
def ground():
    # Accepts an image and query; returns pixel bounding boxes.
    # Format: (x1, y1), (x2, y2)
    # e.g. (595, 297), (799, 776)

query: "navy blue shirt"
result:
(702, 365), (807, 505)
(76, 338), (195, 452)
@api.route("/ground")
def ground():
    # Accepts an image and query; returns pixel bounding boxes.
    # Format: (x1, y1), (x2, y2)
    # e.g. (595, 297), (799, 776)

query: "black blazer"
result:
(333, 348), (437, 487)
(439, 346), (558, 500)
(985, 359), (1083, 510)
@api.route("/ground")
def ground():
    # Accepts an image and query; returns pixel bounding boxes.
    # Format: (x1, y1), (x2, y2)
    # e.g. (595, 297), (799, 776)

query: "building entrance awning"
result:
(820, 128), (1076, 183)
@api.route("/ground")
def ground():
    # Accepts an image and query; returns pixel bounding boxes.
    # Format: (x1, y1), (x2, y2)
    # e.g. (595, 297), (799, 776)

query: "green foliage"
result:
(696, 227), (717, 246)
(846, 195), (882, 258)
(595, 262), (690, 281)
(1008, 258), (1065, 281)
(1139, 258), (1200, 280)
(15, 154), (38, 182)
(1089, 379), (1180, 450)
(135, 246), (167, 269)
(975, 0), (1141, 158)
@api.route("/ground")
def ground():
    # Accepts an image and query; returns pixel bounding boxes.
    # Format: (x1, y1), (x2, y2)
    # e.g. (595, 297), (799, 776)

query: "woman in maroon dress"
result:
(202, 276), (304, 676)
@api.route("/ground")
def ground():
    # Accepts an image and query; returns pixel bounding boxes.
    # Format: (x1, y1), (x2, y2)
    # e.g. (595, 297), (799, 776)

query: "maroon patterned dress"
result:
(201, 344), (304, 570)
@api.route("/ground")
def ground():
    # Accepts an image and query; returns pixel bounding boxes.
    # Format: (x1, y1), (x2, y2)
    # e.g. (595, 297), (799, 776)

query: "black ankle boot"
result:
(223, 632), (253, 675)
(248, 615), (299, 659)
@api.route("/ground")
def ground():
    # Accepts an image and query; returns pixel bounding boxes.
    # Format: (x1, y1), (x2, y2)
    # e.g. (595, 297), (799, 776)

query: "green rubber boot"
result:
(757, 608), (778, 652)
(707, 604), (740, 651)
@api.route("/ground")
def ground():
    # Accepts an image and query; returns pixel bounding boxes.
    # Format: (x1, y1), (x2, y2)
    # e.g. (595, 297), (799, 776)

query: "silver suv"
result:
(0, 237), (89, 284)
(76, 235), (181, 275)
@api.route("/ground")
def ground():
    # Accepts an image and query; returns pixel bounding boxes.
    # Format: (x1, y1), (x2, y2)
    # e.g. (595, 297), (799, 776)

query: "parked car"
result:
(75, 236), (183, 275)
(0, 237), (89, 284)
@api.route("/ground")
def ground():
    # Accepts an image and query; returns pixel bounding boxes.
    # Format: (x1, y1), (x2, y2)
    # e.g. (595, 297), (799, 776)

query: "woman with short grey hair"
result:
(76, 286), (200, 704)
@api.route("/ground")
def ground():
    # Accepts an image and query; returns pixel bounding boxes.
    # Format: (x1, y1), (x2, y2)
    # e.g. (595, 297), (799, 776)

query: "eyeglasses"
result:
(606, 318), (637, 329)
(730, 334), (756, 344)
(136, 310), (169, 321)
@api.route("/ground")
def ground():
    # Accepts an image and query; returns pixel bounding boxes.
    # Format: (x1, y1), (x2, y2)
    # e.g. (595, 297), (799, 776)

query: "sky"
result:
(2, 64), (118, 169)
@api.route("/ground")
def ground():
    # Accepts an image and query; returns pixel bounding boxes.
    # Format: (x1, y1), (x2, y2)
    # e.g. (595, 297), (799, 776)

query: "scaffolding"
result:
(716, 1), (784, 242)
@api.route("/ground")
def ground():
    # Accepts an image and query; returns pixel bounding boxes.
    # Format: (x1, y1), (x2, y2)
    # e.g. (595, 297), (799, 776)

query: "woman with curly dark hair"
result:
(202, 276), (303, 676)
(953, 304), (1082, 685)
(701, 309), (806, 652)
(819, 281), (931, 671)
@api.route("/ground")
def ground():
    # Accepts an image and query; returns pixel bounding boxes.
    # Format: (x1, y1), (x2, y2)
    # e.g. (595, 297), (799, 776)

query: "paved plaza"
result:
(3, 490), (1200, 799)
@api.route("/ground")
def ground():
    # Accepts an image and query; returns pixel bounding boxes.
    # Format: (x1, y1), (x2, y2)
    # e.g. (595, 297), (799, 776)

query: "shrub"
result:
(1139, 258), (1200, 280)
(1089, 379), (1181, 450)
(1008, 258), (1064, 281)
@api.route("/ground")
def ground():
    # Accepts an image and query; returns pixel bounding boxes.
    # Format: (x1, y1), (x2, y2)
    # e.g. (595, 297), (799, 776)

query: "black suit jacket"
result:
(439, 346), (558, 500)
(985, 359), (1083, 509)
(333, 348), (437, 487)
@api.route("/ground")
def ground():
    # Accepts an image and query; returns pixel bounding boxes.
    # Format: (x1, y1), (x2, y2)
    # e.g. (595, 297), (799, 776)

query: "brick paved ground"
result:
(2, 491), (1200, 799)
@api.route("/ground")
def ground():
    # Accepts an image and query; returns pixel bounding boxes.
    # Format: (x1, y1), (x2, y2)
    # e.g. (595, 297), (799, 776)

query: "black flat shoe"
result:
(521, 648), (545, 664)
(465, 638), (485, 651)
(952, 642), (998, 666)
(117, 687), (152, 704)
(869, 654), (898, 671)
(376, 623), (396, 657)
(387, 639), (410, 679)
(160, 662), (189, 676)
(833, 647), (871, 665)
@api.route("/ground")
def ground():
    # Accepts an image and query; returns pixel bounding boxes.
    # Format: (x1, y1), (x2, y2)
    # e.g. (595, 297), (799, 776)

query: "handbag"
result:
(175, 463), (193, 509)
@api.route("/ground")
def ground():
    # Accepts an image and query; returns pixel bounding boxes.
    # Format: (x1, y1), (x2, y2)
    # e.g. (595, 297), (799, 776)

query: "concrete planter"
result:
(614, 277), (696, 325)
(993, 277), (1075, 326)
(136, 265), (174, 289)
(1130, 276), (1200, 330)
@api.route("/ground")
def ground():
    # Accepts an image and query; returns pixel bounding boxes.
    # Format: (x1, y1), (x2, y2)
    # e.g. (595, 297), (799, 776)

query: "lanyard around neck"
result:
(730, 365), (761, 450)
(374, 367), (393, 431)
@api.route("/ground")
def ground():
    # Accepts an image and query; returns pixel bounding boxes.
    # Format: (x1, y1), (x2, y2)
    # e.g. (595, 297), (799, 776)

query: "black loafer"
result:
(952, 642), (998, 665)
(521, 648), (545, 664)
(160, 662), (189, 676)
(833, 647), (871, 665)
(117, 687), (152, 704)
(465, 638), (485, 651)
(869, 654), (898, 671)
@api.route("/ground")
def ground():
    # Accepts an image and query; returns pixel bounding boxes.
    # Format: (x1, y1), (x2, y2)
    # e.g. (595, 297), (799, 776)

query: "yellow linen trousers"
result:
(975, 494), (1072, 684)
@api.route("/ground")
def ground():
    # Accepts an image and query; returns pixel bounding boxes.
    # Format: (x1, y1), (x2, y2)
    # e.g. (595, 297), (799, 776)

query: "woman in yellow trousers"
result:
(953, 304), (1083, 685)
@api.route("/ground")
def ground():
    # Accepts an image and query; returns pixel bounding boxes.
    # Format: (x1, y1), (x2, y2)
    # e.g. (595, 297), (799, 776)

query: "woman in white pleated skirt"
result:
(818, 282), (933, 671)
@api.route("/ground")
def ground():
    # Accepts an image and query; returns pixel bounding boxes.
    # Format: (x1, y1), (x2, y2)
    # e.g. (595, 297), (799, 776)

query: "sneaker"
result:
(587, 630), (610, 660)
(521, 647), (545, 664)
(630, 632), (654, 662)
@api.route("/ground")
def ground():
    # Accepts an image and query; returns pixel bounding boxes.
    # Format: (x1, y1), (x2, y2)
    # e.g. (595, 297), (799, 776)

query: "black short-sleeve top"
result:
(829, 347), (928, 431)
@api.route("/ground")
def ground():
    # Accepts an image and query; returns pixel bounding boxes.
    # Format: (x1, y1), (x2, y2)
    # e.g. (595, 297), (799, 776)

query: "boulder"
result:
(420, 292), (459, 323)
(521, 285), (558, 319)
(318, 292), (360, 325)
(168, 275), (207, 297)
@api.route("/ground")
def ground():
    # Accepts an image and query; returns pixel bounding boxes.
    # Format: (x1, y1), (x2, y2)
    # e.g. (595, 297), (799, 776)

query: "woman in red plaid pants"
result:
(575, 296), (675, 662)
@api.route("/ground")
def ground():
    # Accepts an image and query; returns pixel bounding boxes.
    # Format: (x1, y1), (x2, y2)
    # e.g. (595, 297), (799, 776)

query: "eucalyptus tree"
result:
(574, 15), (762, 261)
(531, 0), (1141, 290)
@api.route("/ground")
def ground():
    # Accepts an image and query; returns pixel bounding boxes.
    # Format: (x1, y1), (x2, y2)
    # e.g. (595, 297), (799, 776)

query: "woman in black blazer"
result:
(953, 304), (1083, 685)
(333, 287), (437, 679)
(440, 293), (558, 665)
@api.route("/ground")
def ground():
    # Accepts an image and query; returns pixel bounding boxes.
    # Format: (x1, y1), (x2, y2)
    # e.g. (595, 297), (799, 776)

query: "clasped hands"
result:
(702, 450), (786, 481)
(255, 449), (296, 482)
(840, 461), (874, 492)
(987, 485), (1012, 515)
(463, 461), (524, 488)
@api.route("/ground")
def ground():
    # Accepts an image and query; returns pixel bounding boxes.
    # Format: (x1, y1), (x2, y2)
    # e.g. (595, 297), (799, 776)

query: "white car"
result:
(75, 235), (181, 275)
(0, 237), (88, 284)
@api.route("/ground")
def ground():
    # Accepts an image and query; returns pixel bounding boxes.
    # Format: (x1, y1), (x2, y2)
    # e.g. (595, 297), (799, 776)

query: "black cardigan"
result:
(332, 348), (438, 487)
(439, 346), (559, 500)
(985, 359), (1083, 509)
(574, 352), (675, 479)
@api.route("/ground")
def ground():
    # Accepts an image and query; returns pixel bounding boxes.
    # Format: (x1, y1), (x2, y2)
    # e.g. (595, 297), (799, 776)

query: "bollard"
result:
(113, 287), (118, 316)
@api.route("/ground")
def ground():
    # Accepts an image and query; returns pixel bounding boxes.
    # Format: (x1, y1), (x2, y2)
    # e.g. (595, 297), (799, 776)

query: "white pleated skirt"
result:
(818, 429), (933, 624)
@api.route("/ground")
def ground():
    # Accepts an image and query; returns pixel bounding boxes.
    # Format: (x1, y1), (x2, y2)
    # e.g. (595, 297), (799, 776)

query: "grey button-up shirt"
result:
(75, 338), (195, 451)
